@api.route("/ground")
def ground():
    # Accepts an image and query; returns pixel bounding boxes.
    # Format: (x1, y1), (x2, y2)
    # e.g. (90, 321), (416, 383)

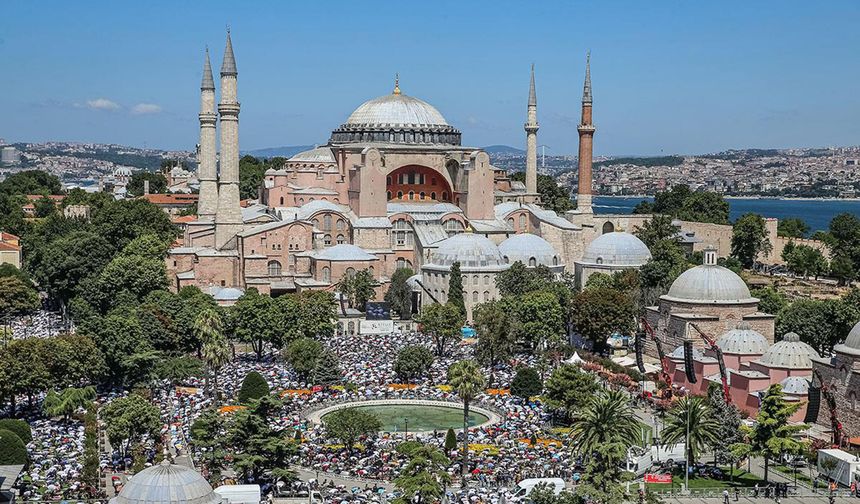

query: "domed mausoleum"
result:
(110, 461), (224, 504)
(812, 319), (860, 436)
(574, 231), (651, 287)
(421, 232), (510, 321)
(498, 233), (562, 271)
(644, 248), (775, 358)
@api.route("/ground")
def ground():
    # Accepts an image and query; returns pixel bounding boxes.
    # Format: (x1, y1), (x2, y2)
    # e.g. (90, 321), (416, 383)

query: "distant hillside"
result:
(483, 145), (525, 155)
(242, 145), (315, 159)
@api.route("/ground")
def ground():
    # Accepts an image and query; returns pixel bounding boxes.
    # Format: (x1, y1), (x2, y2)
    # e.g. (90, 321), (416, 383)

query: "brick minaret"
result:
(524, 64), (539, 203)
(197, 47), (218, 222)
(215, 30), (242, 250)
(576, 52), (595, 214)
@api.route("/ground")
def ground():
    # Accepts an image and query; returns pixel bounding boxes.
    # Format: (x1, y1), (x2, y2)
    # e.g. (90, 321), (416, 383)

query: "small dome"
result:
(716, 322), (770, 355)
(211, 287), (244, 302)
(780, 376), (811, 395)
(758, 332), (820, 369)
(666, 265), (754, 304)
(581, 232), (652, 266)
(288, 147), (335, 163)
(835, 320), (860, 356)
(110, 461), (223, 504)
(670, 345), (704, 360)
(314, 244), (376, 262)
(498, 234), (560, 267)
(346, 93), (448, 127)
(429, 233), (505, 269)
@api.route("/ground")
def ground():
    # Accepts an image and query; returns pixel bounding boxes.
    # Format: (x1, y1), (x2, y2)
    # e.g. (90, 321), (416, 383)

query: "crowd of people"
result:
(8, 310), (66, 340)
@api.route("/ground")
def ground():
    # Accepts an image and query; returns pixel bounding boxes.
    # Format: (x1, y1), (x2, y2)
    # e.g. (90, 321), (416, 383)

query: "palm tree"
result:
(447, 359), (485, 478)
(660, 395), (720, 467)
(195, 309), (231, 403)
(570, 388), (641, 457)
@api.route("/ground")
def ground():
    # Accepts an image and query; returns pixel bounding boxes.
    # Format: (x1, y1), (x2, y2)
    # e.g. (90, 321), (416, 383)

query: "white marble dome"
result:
(110, 461), (223, 504)
(346, 93), (448, 127)
(780, 376), (811, 396)
(665, 265), (755, 304)
(581, 232), (652, 266)
(429, 233), (505, 269)
(835, 320), (860, 356)
(716, 322), (770, 355)
(758, 332), (820, 369)
(498, 233), (560, 267)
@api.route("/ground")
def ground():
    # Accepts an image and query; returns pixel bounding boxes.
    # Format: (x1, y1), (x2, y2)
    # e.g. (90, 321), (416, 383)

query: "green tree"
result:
(633, 215), (679, 249)
(351, 268), (376, 311)
(323, 407), (382, 454)
(444, 428), (457, 453)
(127, 171), (168, 196)
(394, 345), (434, 384)
(231, 288), (279, 360)
(510, 367), (542, 400)
(42, 386), (97, 422)
(830, 254), (856, 285)
(783, 244), (828, 278)
(0, 276), (40, 324)
(639, 238), (690, 296)
(0, 170), (63, 195)
(678, 191), (730, 224)
(514, 290), (565, 351)
(571, 287), (636, 352)
(239, 155), (268, 200)
(189, 410), (227, 485)
(154, 355), (203, 387)
(416, 303), (464, 356)
(706, 382), (743, 468)
(545, 364), (599, 416)
(447, 261), (466, 315)
(101, 393), (161, 458)
(393, 444), (452, 504)
(495, 261), (558, 297)
(283, 337), (323, 382)
(34, 195), (57, 218)
(731, 213), (772, 268)
(385, 267), (415, 319)
(731, 384), (807, 481)
(776, 300), (857, 354)
(312, 349), (343, 386)
(294, 290), (337, 339)
(0, 429), (27, 465)
(473, 300), (517, 385)
(750, 286), (788, 316)
(92, 198), (178, 253)
(238, 371), (270, 403)
(777, 218), (809, 238)
(95, 254), (169, 305)
(447, 359), (485, 477)
(0, 419), (32, 444)
(196, 308), (231, 402)
(226, 395), (298, 485)
(660, 395), (720, 466)
(33, 231), (113, 305)
(570, 389), (640, 457)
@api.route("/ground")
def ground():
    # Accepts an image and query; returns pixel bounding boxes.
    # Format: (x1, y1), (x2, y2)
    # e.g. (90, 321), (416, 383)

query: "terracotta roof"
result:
(142, 194), (198, 206)
(26, 194), (65, 201)
(0, 242), (21, 252)
(172, 215), (197, 224)
(0, 231), (20, 241)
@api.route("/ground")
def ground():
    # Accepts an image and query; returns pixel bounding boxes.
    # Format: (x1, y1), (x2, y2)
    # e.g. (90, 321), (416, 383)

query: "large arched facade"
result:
(386, 165), (453, 203)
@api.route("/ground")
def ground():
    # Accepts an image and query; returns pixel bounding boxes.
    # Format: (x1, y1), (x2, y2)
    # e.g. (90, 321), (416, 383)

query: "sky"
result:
(2, 1), (860, 156)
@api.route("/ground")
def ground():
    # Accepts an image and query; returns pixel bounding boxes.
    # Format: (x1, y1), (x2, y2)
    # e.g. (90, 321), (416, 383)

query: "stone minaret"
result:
(215, 30), (242, 250)
(524, 64), (539, 203)
(197, 48), (218, 222)
(576, 52), (595, 214)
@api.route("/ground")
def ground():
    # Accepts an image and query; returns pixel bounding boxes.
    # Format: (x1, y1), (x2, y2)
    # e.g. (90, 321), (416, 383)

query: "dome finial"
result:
(393, 73), (401, 95)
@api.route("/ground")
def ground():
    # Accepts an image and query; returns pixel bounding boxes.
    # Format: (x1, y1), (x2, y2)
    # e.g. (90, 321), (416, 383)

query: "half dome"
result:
(498, 233), (560, 267)
(581, 232), (652, 266)
(110, 461), (223, 504)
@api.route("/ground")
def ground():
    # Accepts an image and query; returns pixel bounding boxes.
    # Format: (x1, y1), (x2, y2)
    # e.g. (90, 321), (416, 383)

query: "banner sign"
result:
(360, 319), (394, 334)
(644, 473), (672, 484)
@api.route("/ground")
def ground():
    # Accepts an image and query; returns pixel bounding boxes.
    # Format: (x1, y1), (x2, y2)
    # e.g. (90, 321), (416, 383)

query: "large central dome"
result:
(330, 84), (462, 146)
(346, 93), (449, 127)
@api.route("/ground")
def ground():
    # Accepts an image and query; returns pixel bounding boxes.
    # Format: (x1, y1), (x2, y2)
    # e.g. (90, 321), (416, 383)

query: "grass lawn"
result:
(636, 421), (653, 446)
(772, 464), (814, 487)
(646, 468), (763, 492)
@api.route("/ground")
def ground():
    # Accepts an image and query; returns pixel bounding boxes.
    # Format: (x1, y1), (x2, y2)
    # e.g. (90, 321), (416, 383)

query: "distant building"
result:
(0, 231), (21, 269)
(1, 146), (20, 166)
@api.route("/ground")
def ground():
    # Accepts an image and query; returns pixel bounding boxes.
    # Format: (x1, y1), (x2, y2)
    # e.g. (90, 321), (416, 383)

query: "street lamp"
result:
(404, 418), (408, 441)
(684, 400), (690, 493)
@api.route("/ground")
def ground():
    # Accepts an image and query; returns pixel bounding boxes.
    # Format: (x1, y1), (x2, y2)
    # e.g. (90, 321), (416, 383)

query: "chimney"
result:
(703, 246), (717, 266)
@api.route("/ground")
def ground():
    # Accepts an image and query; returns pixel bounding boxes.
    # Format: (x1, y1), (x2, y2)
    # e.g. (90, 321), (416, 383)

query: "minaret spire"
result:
(196, 47), (218, 221)
(524, 64), (539, 202)
(576, 51), (595, 214)
(215, 29), (242, 250)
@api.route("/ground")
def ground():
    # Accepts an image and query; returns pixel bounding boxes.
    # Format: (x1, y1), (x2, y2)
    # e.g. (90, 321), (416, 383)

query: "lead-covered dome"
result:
(110, 461), (224, 504)
(499, 234), (560, 267)
(716, 322), (769, 355)
(835, 320), (860, 356)
(665, 265), (755, 304)
(780, 376), (810, 396)
(758, 332), (820, 369)
(428, 233), (506, 269)
(330, 86), (461, 146)
(581, 232), (652, 266)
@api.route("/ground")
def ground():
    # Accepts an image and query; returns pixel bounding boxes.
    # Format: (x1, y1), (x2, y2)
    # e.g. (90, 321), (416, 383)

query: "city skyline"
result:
(3, 1), (860, 155)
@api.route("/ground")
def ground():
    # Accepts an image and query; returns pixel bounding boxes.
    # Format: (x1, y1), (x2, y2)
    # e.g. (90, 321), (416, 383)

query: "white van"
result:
(214, 484), (262, 504)
(512, 478), (566, 500)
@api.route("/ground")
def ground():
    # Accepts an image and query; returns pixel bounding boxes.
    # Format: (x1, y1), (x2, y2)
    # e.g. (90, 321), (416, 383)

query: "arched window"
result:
(346, 267), (356, 278)
(324, 234), (332, 246)
(519, 214), (527, 230)
(483, 291), (490, 301)
(473, 275), (479, 286)
(268, 260), (282, 277)
(472, 291), (479, 302)
(397, 191), (403, 199)
(279, 196), (284, 205)
(324, 214), (333, 231)
(322, 266), (331, 283)
(442, 191), (448, 201)
(387, 191), (392, 200)
(337, 234), (345, 245)
(602, 221), (615, 234)
(336, 219), (345, 231)
(369, 266), (374, 276)
(288, 254), (296, 272)
(529, 257), (537, 267)
(420, 192), (426, 200)
(483, 275), (489, 285)
(396, 258), (406, 270)
(507, 217), (514, 229)
(431, 191), (437, 200)
(444, 219), (464, 237)
(553, 256), (559, 266)
(314, 218), (321, 229)
(408, 191), (415, 200)
(299, 198), (305, 204)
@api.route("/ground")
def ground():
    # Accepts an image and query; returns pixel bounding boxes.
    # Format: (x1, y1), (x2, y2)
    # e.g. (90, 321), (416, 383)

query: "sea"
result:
(592, 196), (860, 234)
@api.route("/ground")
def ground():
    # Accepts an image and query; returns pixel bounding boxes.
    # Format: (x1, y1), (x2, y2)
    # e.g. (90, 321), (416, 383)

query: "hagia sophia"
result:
(163, 32), (860, 437)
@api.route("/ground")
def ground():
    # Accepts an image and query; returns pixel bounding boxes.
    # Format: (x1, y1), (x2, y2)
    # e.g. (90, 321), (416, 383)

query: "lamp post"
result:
(684, 400), (690, 493)
(404, 418), (408, 441)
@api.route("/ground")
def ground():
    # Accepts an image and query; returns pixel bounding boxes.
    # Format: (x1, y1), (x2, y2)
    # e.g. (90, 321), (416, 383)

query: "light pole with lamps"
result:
(404, 418), (408, 441)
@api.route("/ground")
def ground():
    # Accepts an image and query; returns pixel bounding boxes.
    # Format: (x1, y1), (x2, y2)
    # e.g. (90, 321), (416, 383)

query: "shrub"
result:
(238, 371), (270, 403)
(444, 428), (457, 453)
(510, 367), (543, 400)
(0, 419), (32, 444)
(0, 429), (28, 465)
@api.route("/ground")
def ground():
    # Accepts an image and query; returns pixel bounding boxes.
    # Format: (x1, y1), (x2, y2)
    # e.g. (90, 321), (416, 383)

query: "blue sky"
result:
(2, 1), (859, 155)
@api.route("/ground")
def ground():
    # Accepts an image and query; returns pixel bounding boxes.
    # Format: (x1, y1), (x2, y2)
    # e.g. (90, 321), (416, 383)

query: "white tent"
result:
(566, 352), (584, 364)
